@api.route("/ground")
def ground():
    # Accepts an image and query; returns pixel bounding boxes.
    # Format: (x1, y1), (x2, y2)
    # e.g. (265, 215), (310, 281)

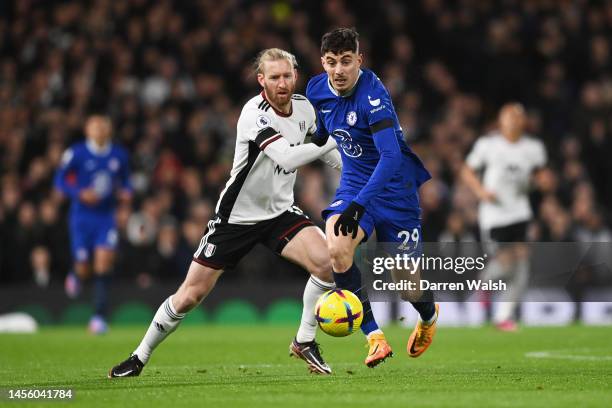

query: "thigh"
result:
(487, 221), (529, 261)
(69, 217), (94, 263)
(94, 218), (119, 251)
(262, 205), (314, 255)
(280, 225), (331, 280)
(193, 216), (261, 270)
(322, 196), (375, 240)
(324, 214), (366, 259)
(374, 208), (423, 257)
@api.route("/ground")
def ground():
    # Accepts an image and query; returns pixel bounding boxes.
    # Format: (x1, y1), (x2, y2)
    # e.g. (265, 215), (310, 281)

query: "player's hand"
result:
(79, 188), (100, 205)
(334, 201), (365, 239)
(479, 190), (497, 203)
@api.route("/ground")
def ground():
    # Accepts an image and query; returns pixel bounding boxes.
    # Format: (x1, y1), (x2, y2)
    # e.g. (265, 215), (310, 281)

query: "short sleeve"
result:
(238, 106), (282, 150)
(465, 137), (489, 170)
(306, 101), (318, 135)
(363, 75), (395, 129)
(59, 147), (75, 169)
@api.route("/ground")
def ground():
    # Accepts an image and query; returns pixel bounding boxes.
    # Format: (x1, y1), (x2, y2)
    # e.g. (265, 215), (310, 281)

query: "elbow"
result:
(382, 150), (402, 171)
(277, 159), (297, 173)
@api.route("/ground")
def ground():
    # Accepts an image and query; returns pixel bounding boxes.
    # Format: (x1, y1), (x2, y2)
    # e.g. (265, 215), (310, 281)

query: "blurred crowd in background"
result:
(1, 0), (611, 287)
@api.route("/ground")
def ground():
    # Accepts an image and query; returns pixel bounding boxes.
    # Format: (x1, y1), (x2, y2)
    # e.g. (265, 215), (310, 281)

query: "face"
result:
(257, 59), (297, 108)
(322, 51), (362, 93)
(85, 116), (112, 146)
(499, 104), (526, 138)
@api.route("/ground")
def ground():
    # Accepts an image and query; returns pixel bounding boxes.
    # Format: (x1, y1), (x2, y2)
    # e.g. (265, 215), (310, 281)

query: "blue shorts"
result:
(322, 195), (423, 256)
(69, 215), (118, 262)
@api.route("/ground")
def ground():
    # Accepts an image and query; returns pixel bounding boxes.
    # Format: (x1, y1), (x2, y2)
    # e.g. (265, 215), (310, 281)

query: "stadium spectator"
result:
(0, 0), (610, 287)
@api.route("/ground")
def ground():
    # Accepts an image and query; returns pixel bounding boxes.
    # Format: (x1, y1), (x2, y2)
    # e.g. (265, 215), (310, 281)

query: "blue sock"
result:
(333, 263), (379, 335)
(94, 274), (110, 318)
(411, 290), (436, 321)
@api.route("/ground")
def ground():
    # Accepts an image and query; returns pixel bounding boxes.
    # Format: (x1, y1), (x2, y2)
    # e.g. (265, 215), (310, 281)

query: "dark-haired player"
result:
(54, 114), (132, 334)
(307, 28), (439, 367)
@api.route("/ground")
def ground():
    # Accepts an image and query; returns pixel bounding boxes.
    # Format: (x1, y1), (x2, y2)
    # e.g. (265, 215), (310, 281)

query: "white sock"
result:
(133, 296), (185, 364)
(366, 329), (384, 339)
(296, 276), (334, 343)
(494, 259), (529, 323)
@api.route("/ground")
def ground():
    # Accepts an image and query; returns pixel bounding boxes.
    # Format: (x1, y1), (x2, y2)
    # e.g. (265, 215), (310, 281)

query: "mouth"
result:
(334, 78), (347, 87)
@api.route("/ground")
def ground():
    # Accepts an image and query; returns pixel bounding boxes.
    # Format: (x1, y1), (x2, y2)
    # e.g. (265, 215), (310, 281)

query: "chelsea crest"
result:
(346, 111), (357, 126)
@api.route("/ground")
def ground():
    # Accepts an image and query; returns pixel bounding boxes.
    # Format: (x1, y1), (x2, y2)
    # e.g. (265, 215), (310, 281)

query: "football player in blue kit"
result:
(54, 114), (132, 334)
(306, 28), (439, 366)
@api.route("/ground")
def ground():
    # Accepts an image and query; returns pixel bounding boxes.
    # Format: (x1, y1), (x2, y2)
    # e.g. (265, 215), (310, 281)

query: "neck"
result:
(270, 100), (291, 114)
(503, 131), (522, 142)
(86, 139), (110, 154)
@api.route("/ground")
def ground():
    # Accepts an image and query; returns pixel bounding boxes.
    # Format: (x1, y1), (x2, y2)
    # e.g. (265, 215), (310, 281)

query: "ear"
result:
(257, 73), (265, 88)
(320, 56), (326, 68)
(293, 68), (298, 82)
(357, 53), (363, 66)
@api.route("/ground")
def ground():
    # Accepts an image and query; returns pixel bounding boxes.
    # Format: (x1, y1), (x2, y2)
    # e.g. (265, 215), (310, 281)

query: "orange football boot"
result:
(365, 332), (393, 367)
(407, 304), (439, 358)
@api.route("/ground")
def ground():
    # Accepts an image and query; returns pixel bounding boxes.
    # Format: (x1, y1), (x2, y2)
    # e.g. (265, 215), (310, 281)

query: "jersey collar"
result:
(86, 140), (112, 156)
(260, 91), (293, 117)
(327, 69), (363, 98)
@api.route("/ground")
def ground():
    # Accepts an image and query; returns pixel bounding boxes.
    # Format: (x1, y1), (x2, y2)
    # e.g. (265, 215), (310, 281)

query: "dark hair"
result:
(321, 28), (359, 55)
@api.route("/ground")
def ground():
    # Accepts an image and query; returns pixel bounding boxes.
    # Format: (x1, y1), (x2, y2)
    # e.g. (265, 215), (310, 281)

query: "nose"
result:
(334, 64), (344, 76)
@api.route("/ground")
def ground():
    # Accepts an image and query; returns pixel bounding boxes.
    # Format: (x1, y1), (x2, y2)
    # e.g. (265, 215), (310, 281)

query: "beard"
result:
(263, 83), (294, 108)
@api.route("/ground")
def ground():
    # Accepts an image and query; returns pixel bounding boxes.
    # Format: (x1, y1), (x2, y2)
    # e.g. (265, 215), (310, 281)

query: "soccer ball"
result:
(315, 289), (363, 337)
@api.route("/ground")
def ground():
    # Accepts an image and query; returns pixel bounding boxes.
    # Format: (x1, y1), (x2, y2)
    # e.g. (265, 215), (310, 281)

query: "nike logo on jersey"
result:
(368, 95), (381, 106)
(321, 109), (331, 113)
(353, 211), (359, 220)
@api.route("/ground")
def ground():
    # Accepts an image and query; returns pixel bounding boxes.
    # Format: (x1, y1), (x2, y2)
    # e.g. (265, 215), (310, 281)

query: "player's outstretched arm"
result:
(353, 121), (402, 206)
(319, 148), (342, 171)
(261, 135), (338, 172)
(334, 122), (401, 238)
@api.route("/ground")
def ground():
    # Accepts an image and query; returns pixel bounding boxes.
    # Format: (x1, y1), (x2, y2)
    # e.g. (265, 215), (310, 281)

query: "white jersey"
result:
(466, 132), (546, 230)
(215, 93), (317, 224)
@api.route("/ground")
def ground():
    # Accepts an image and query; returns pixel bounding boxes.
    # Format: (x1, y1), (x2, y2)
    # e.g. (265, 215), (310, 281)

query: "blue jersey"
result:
(54, 141), (132, 218)
(306, 69), (430, 213)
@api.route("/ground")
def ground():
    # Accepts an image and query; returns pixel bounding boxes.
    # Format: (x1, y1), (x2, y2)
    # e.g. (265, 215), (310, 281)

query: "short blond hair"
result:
(254, 48), (298, 75)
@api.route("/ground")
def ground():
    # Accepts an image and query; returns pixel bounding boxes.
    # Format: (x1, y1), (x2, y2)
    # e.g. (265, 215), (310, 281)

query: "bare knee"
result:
(173, 285), (207, 313)
(93, 249), (115, 275)
(74, 262), (91, 279)
(309, 257), (333, 283)
(327, 240), (354, 272)
(172, 262), (222, 313)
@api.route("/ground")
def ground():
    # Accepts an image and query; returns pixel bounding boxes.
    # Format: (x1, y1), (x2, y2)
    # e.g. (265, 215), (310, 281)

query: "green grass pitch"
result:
(1, 325), (611, 407)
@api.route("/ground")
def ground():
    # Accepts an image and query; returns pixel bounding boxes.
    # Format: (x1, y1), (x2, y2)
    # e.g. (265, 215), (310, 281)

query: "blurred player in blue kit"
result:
(54, 114), (132, 334)
(307, 28), (439, 365)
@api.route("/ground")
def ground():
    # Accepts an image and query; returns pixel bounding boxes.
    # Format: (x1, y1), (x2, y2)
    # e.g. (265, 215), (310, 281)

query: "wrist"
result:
(346, 201), (365, 220)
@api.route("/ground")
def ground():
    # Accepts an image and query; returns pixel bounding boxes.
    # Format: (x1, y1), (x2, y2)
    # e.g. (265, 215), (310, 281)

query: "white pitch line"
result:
(525, 350), (612, 361)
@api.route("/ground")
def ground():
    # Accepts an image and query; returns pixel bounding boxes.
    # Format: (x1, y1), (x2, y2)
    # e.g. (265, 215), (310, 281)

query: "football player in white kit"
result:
(461, 103), (547, 331)
(109, 48), (342, 377)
